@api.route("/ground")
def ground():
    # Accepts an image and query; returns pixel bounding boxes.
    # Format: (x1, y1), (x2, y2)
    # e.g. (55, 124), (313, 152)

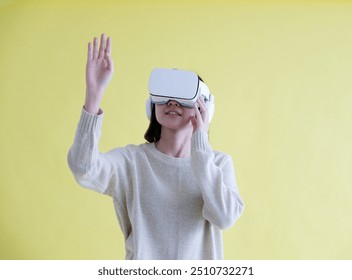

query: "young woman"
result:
(67, 34), (244, 260)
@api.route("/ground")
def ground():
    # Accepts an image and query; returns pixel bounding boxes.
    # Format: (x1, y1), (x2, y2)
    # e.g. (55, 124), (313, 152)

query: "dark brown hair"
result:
(144, 105), (161, 143)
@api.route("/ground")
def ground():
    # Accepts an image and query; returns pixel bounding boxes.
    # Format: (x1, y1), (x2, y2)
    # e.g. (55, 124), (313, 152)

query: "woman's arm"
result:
(191, 132), (244, 229)
(191, 98), (244, 229)
(67, 34), (116, 195)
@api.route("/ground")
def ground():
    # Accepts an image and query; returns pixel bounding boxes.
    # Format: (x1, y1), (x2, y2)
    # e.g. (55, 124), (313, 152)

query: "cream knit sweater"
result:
(67, 108), (244, 260)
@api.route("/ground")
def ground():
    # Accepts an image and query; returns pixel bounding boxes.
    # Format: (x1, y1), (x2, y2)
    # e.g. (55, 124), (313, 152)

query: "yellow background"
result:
(1, 0), (352, 259)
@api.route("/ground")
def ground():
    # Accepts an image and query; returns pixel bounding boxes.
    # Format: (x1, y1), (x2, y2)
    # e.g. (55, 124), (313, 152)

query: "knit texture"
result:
(67, 108), (244, 260)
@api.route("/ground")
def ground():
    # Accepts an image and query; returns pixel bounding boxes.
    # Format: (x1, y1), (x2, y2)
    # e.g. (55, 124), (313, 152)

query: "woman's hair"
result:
(144, 105), (161, 143)
(144, 75), (204, 143)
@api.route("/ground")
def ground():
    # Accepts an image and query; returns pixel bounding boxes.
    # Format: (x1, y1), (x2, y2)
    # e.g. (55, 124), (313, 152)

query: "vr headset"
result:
(146, 68), (215, 122)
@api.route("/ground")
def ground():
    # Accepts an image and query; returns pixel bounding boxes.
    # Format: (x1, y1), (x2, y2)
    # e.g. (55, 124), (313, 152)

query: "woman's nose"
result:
(167, 100), (180, 107)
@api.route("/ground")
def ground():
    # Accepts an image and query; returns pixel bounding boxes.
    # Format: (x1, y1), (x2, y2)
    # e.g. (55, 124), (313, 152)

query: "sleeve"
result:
(67, 107), (116, 196)
(191, 131), (245, 229)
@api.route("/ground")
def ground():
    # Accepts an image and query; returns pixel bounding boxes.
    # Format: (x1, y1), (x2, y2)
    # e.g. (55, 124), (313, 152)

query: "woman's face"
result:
(155, 100), (196, 131)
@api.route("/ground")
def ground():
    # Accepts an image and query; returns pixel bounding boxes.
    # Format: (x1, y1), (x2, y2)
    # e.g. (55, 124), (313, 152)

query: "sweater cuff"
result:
(77, 107), (104, 132)
(191, 131), (212, 152)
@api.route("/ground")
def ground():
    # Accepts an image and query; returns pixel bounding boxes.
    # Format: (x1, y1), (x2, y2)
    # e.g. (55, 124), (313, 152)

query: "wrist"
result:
(84, 103), (101, 115)
(191, 130), (212, 152)
(84, 88), (103, 115)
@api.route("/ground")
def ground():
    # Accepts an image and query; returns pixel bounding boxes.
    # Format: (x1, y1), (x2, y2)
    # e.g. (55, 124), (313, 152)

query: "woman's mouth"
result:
(165, 111), (181, 116)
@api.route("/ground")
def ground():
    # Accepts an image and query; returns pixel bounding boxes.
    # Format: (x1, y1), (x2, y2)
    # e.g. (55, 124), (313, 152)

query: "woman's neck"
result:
(155, 127), (192, 158)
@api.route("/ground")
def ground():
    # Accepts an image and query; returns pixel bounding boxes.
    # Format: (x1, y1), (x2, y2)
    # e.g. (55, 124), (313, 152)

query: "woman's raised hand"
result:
(85, 34), (114, 114)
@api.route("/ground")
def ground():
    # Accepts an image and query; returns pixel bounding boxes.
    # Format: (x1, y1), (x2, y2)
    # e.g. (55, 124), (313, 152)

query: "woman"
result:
(67, 34), (244, 260)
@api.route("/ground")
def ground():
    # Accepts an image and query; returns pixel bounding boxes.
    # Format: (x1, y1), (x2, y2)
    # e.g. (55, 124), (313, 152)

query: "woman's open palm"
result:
(86, 34), (114, 94)
(84, 34), (114, 114)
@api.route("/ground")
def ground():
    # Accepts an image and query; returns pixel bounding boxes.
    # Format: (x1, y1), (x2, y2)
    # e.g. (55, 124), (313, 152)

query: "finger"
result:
(98, 33), (106, 59)
(192, 105), (203, 132)
(190, 116), (197, 131)
(93, 37), (98, 59)
(197, 97), (208, 121)
(198, 97), (206, 112)
(194, 102), (202, 121)
(87, 42), (92, 61)
(105, 36), (112, 56)
(105, 53), (114, 72)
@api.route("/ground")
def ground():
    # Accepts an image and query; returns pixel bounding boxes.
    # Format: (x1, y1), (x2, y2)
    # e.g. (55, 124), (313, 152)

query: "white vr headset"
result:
(146, 68), (215, 122)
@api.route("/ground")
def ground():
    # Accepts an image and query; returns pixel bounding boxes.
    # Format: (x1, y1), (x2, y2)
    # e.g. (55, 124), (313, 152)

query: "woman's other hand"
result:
(191, 97), (209, 133)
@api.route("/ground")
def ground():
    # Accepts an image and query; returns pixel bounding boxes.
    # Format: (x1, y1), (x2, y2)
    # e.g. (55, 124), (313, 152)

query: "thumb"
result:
(190, 116), (198, 132)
